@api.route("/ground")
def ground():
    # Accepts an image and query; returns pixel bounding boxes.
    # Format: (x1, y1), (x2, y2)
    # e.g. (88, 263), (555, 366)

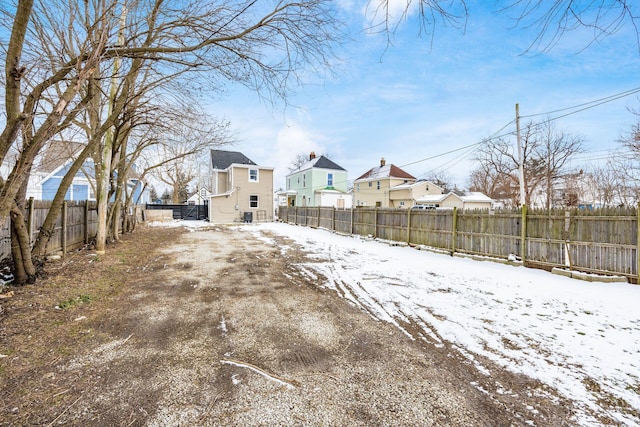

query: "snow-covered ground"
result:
(167, 220), (640, 425)
(246, 222), (639, 426)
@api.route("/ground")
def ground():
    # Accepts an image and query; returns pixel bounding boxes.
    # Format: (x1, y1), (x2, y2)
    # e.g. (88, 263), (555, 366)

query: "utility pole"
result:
(516, 103), (526, 207)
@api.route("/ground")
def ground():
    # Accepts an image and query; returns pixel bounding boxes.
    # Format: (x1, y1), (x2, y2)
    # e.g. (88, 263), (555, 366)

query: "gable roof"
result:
(210, 149), (256, 170)
(389, 179), (443, 192)
(416, 193), (452, 203)
(38, 140), (86, 174)
(355, 164), (415, 181)
(460, 192), (493, 203)
(290, 155), (346, 174)
(416, 191), (493, 204)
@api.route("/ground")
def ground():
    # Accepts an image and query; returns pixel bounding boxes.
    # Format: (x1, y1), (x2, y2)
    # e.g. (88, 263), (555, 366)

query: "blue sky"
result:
(211, 1), (640, 190)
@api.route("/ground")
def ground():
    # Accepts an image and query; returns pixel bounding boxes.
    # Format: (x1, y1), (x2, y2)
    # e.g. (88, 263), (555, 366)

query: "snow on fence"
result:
(280, 206), (639, 282)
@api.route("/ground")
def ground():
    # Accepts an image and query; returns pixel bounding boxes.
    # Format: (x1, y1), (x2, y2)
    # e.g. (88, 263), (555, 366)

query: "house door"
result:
(337, 198), (344, 209)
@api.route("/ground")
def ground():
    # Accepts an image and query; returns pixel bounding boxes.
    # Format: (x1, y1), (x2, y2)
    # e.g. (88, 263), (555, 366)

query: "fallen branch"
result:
(220, 359), (299, 389)
(197, 393), (221, 422)
(47, 395), (82, 426)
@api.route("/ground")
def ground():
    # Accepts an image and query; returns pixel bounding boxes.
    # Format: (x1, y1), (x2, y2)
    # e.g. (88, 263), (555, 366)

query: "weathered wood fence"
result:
(279, 206), (639, 283)
(0, 199), (140, 261)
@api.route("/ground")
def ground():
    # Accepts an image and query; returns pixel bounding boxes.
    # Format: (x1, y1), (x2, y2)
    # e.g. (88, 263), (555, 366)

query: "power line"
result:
(399, 119), (517, 169)
(286, 86), (640, 192)
(520, 86), (640, 119)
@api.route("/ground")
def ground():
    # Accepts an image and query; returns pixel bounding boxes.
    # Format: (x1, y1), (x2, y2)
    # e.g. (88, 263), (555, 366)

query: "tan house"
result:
(353, 158), (416, 207)
(208, 149), (274, 223)
(389, 180), (444, 208)
(415, 191), (493, 210)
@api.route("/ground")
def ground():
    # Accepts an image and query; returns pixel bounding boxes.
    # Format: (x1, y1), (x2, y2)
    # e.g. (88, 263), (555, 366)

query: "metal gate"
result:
(145, 204), (208, 220)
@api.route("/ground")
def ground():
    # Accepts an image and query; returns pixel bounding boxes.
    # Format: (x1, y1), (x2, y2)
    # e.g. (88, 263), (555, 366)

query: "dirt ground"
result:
(0, 223), (581, 426)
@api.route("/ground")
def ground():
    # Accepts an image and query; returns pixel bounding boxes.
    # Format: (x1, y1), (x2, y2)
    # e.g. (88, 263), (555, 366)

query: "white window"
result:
(400, 201), (405, 206)
(249, 169), (258, 182)
(377, 181), (380, 190)
(250, 195), (258, 208)
(303, 174), (306, 188)
(327, 173), (333, 186)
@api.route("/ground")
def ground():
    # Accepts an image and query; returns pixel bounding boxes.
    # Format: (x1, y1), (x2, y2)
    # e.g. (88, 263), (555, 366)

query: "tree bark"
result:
(10, 189), (36, 285)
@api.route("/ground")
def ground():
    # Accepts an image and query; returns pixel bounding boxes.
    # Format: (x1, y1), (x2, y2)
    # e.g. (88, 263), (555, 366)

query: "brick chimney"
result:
(309, 151), (316, 160)
(380, 157), (386, 167)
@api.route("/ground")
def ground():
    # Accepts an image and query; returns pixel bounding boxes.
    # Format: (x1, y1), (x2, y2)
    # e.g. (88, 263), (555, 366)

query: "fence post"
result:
(520, 205), (527, 263)
(332, 206), (336, 231)
(350, 208), (354, 235)
(84, 201), (90, 244)
(637, 202), (640, 283)
(450, 207), (458, 254)
(406, 207), (412, 244)
(26, 197), (34, 245)
(62, 201), (68, 257)
(564, 210), (572, 268)
(374, 207), (378, 238)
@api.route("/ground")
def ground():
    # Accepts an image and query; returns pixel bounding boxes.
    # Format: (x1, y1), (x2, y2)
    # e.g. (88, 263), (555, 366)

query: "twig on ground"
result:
(220, 359), (299, 388)
(197, 393), (222, 422)
(47, 395), (82, 426)
(121, 333), (133, 346)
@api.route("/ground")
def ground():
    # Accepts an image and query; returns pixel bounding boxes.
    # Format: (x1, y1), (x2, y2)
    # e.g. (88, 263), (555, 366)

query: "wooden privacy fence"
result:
(0, 199), (140, 261)
(280, 206), (639, 282)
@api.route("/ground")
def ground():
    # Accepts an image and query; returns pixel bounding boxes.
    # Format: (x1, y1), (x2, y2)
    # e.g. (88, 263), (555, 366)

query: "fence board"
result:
(0, 200), (131, 261)
(279, 206), (640, 281)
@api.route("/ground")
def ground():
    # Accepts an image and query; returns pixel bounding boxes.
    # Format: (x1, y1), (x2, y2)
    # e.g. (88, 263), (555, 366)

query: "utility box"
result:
(243, 211), (253, 223)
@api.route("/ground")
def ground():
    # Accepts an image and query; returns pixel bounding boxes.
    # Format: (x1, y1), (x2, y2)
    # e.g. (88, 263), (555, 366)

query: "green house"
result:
(285, 152), (351, 208)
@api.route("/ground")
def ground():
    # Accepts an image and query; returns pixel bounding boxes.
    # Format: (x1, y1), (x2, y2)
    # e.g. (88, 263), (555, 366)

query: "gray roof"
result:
(210, 149), (256, 170)
(291, 155), (346, 174)
(313, 156), (346, 171)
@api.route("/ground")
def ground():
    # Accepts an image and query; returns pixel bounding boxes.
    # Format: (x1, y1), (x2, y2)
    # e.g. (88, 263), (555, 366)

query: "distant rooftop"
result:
(210, 149), (256, 170)
(355, 163), (415, 181)
(290, 154), (346, 174)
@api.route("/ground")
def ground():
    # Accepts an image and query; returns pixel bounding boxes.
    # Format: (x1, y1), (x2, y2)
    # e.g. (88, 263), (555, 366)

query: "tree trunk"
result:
(10, 201), (36, 285)
(32, 142), (96, 256)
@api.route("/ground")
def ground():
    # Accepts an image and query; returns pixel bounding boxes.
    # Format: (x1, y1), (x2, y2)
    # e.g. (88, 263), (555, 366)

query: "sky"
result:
(206, 1), (640, 191)
(165, 220), (640, 425)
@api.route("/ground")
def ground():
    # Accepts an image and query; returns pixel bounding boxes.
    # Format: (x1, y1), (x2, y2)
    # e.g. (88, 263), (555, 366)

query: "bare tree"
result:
(371, 1), (640, 52)
(0, 0), (341, 282)
(287, 152), (333, 172)
(533, 121), (584, 209)
(473, 121), (582, 208)
(288, 153), (313, 172)
(148, 115), (231, 204)
(468, 164), (518, 207)
(423, 171), (455, 193)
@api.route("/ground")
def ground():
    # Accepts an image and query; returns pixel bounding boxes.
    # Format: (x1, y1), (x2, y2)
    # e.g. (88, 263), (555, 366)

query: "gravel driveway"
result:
(1, 224), (577, 426)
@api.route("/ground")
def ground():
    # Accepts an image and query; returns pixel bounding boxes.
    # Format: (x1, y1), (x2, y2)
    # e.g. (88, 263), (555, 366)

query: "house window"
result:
(249, 169), (258, 182)
(357, 183), (360, 191)
(368, 182), (372, 187)
(327, 173), (333, 186)
(400, 201), (405, 206)
(303, 174), (306, 188)
(250, 195), (258, 208)
(377, 181), (380, 190)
